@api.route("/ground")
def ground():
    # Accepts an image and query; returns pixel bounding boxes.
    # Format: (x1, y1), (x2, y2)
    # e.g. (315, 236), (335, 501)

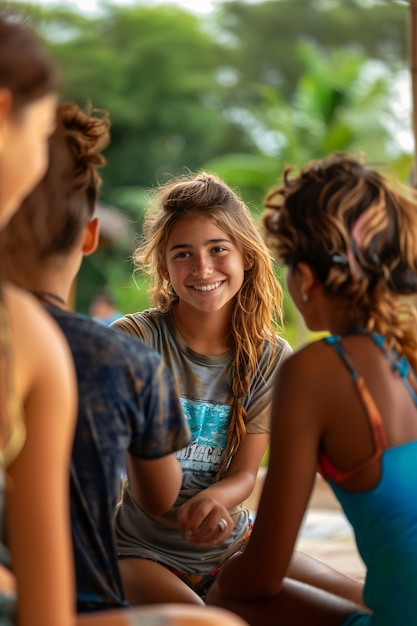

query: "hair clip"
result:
(329, 251), (348, 266)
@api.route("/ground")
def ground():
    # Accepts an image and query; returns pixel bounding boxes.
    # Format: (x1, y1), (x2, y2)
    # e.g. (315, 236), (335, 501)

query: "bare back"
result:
(314, 333), (417, 492)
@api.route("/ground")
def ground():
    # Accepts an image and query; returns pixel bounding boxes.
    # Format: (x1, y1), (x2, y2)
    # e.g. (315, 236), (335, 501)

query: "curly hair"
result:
(263, 152), (417, 371)
(134, 171), (284, 477)
(3, 101), (110, 261)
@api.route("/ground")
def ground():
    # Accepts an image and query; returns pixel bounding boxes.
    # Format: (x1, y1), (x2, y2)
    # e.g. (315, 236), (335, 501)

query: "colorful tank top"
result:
(320, 331), (417, 625)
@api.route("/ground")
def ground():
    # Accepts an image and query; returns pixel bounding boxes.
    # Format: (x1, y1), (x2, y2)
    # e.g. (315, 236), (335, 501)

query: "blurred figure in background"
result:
(89, 289), (122, 326)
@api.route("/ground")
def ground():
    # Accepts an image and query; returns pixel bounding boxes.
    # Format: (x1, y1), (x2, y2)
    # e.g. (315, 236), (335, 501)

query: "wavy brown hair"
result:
(134, 171), (284, 477)
(263, 153), (417, 371)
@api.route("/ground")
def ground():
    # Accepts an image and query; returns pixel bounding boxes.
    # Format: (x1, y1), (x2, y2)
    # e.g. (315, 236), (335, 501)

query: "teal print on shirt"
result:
(176, 397), (231, 475)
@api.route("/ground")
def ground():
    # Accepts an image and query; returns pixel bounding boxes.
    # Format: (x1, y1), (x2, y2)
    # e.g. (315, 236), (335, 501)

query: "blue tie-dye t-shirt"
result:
(45, 306), (190, 613)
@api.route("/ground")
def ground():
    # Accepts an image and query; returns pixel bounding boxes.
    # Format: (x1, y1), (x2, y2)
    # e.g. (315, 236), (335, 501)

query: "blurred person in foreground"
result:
(0, 12), (78, 626)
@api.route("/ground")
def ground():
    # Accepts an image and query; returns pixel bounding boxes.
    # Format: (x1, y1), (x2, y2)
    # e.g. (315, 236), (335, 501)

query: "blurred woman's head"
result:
(0, 11), (59, 224)
(3, 101), (110, 264)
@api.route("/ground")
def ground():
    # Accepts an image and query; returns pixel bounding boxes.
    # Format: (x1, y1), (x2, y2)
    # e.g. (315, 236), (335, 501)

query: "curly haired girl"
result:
(208, 152), (417, 625)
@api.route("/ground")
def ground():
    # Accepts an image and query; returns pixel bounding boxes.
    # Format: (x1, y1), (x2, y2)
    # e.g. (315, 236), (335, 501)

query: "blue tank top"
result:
(323, 332), (417, 625)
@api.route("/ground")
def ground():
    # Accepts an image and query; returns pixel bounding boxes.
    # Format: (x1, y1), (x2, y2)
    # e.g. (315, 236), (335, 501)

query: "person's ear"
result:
(82, 217), (100, 256)
(297, 261), (315, 301)
(0, 89), (12, 151)
(244, 256), (254, 272)
(161, 267), (170, 281)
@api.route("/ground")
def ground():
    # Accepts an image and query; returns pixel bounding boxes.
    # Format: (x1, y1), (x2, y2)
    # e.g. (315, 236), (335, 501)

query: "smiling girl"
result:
(111, 171), (292, 605)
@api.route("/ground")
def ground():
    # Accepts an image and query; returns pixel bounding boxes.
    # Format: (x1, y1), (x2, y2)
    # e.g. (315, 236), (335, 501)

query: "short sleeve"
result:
(111, 314), (147, 341)
(127, 346), (190, 460)
(244, 338), (293, 435)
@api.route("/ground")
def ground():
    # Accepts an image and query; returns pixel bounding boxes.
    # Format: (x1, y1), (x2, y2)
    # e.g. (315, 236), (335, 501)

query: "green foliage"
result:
(40, 3), (257, 192)
(252, 41), (411, 167)
(202, 39), (413, 213)
(14, 0), (414, 339)
(201, 153), (282, 215)
(217, 0), (407, 102)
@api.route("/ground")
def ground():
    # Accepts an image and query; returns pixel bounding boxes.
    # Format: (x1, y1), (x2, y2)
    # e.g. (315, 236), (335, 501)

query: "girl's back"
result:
(310, 331), (417, 624)
(310, 334), (417, 488)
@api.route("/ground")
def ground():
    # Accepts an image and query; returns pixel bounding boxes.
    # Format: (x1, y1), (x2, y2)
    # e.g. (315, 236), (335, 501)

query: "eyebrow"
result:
(168, 238), (232, 252)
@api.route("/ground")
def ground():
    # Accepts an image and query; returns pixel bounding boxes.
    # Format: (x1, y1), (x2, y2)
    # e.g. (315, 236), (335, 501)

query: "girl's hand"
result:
(178, 494), (234, 546)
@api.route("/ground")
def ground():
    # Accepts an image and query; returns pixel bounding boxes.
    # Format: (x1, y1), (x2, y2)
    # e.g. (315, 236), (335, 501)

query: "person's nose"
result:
(192, 252), (213, 277)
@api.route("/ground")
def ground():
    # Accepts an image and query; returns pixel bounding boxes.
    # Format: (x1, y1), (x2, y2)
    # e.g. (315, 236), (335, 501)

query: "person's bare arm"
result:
(126, 452), (182, 515)
(6, 287), (77, 626)
(209, 351), (321, 598)
(177, 432), (268, 546)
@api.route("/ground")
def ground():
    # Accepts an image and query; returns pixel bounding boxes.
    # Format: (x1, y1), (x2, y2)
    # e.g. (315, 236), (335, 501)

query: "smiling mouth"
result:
(190, 281), (224, 292)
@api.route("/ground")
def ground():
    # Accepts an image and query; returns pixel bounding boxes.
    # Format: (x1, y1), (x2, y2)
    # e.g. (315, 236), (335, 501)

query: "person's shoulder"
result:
(5, 283), (48, 320)
(4, 283), (66, 344)
(105, 324), (169, 384)
(278, 335), (335, 380)
(262, 334), (292, 365)
(276, 335), (293, 358)
(56, 308), (161, 357)
(4, 284), (75, 397)
(52, 309), (167, 385)
(112, 308), (159, 323)
(111, 308), (162, 332)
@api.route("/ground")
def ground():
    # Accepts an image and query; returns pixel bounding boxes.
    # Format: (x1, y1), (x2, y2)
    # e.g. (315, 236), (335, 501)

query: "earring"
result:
(302, 294), (309, 303)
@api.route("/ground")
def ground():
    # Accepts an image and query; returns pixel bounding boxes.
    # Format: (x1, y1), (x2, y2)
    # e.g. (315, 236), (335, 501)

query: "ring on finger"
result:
(217, 518), (228, 532)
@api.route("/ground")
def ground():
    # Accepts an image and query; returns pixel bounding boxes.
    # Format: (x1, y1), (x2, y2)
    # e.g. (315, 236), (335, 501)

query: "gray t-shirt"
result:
(113, 309), (292, 573)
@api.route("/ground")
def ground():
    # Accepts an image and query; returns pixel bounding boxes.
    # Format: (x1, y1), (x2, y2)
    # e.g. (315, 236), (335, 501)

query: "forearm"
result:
(203, 469), (257, 510)
(204, 431), (268, 510)
(127, 453), (183, 515)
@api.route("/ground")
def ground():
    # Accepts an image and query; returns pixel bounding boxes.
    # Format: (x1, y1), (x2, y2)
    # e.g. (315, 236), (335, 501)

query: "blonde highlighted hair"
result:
(134, 171), (284, 477)
(263, 152), (417, 371)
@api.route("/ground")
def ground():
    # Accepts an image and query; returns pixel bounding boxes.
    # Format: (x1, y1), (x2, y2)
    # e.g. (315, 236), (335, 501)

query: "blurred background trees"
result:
(13, 0), (411, 346)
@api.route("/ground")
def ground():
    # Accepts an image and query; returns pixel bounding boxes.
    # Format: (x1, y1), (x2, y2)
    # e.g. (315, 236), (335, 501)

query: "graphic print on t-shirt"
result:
(176, 397), (230, 475)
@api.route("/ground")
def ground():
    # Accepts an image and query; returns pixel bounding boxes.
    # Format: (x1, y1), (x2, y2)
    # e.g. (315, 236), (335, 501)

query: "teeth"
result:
(193, 282), (222, 292)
